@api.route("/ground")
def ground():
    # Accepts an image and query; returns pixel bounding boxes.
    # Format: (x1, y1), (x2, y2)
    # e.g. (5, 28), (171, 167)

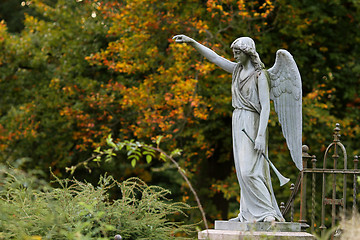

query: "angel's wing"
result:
(268, 49), (303, 171)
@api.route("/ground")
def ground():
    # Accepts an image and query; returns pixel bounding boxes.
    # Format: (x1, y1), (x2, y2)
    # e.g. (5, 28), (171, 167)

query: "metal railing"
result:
(281, 123), (359, 238)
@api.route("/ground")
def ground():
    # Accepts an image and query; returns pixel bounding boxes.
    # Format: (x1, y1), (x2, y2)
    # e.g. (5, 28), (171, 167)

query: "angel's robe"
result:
(231, 63), (284, 222)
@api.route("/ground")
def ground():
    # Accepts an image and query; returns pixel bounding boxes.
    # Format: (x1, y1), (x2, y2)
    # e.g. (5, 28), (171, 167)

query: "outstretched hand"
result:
(172, 34), (195, 44)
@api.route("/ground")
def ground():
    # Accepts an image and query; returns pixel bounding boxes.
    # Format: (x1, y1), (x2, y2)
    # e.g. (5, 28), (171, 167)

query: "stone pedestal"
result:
(198, 229), (315, 240)
(198, 221), (315, 240)
(215, 221), (301, 232)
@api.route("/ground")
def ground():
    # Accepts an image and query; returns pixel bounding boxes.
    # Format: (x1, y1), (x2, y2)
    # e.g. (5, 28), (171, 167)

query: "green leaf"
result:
(105, 155), (113, 162)
(156, 136), (163, 147)
(143, 149), (156, 157)
(146, 155), (152, 164)
(94, 146), (101, 153)
(133, 149), (142, 156)
(160, 153), (167, 162)
(170, 149), (182, 158)
(131, 159), (136, 167)
(93, 155), (101, 162)
(126, 145), (132, 152)
(128, 154), (139, 161)
(127, 149), (134, 156)
(106, 134), (118, 150)
(117, 142), (125, 151)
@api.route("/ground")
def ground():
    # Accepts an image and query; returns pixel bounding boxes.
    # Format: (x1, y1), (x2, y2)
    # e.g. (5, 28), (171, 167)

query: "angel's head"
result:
(230, 37), (264, 70)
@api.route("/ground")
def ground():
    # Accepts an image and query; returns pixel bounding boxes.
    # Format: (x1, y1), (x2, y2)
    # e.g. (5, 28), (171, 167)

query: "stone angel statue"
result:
(173, 34), (302, 222)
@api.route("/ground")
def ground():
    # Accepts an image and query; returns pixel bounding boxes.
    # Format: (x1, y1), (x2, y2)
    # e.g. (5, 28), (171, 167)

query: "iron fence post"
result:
(311, 155), (317, 233)
(353, 155), (358, 214)
(300, 145), (311, 230)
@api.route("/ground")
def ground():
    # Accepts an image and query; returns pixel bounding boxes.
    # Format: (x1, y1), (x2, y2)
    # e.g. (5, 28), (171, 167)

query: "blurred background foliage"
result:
(0, 0), (360, 230)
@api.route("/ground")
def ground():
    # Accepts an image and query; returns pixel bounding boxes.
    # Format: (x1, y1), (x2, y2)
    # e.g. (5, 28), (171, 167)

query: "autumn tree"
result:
(0, 0), (114, 171)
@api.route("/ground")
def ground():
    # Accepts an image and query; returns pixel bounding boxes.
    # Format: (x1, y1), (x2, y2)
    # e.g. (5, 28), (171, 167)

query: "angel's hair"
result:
(230, 37), (264, 71)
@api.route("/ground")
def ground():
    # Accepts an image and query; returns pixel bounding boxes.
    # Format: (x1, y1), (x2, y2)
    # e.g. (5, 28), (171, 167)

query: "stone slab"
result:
(214, 220), (301, 232)
(198, 229), (315, 240)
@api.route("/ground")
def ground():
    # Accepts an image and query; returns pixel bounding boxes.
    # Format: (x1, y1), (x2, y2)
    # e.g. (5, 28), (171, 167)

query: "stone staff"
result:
(242, 128), (290, 186)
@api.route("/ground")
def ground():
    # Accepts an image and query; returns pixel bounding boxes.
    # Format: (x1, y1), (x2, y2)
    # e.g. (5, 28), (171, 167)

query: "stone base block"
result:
(198, 229), (315, 240)
(215, 221), (301, 232)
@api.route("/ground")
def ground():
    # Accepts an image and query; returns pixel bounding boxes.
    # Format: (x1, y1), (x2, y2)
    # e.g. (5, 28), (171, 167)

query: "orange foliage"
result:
(206, 0), (275, 22)
(85, 0), (212, 150)
(0, 103), (39, 151)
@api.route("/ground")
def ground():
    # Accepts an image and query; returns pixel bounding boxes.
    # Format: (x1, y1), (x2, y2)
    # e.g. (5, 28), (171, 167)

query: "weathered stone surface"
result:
(198, 229), (315, 240)
(214, 220), (301, 232)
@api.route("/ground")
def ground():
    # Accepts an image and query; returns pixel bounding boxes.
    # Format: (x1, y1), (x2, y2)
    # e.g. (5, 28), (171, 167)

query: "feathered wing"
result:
(268, 49), (303, 171)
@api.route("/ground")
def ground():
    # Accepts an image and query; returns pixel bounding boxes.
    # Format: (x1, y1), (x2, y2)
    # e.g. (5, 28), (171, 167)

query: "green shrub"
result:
(0, 165), (194, 239)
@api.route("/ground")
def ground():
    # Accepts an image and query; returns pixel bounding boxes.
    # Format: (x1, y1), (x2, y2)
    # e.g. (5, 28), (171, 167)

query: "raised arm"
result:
(173, 35), (236, 74)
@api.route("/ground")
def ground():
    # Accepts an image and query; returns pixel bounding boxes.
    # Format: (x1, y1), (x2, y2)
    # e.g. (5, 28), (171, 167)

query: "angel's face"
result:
(233, 49), (248, 63)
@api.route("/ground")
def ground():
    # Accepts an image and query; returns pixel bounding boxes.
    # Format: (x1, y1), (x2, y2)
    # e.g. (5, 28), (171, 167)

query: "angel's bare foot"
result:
(264, 216), (276, 222)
